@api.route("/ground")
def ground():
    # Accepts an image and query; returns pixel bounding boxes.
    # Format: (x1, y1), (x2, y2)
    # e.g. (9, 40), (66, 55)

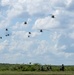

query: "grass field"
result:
(0, 71), (74, 75)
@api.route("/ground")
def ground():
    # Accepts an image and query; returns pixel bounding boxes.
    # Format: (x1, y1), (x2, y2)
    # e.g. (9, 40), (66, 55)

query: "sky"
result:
(0, 0), (74, 65)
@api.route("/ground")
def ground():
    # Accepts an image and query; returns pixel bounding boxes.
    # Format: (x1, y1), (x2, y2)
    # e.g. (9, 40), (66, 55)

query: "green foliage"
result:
(0, 63), (74, 71)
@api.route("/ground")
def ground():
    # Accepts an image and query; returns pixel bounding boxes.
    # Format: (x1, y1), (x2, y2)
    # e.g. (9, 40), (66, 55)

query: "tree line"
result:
(0, 63), (74, 71)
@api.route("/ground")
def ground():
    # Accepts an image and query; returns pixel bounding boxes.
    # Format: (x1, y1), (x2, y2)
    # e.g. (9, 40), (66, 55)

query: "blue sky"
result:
(0, 0), (74, 65)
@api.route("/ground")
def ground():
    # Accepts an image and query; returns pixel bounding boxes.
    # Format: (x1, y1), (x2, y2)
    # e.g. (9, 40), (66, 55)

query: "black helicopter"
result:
(5, 28), (10, 36)
(24, 21), (27, 24)
(0, 37), (2, 39)
(51, 15), (55, 18)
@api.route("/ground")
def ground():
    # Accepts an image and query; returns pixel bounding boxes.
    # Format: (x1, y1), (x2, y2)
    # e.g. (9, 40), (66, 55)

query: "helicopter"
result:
(40, 29), (43, 32)
(0, 37), (2, 39)
(51, 15), (55, 18)
(29, 32), (31, 34)
(27, 32), (31, 37)
(24, 21), (27, 24)
(5, 28), (10, 37)
(6, 28), (8, 31)
(5, 34), (10, 36)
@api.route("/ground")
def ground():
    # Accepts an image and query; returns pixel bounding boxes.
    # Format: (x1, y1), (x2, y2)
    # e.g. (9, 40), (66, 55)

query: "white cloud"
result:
(11, 31), (29, 40)
(32, 16), (60, 29)
(50, 31), (61, 42)
(0, 45), (4, 51)
(0, 52), (24, 63)
(30, 32), (41, 37)
(0, 0), (74, 64)
(26, 0), (53, 15)
(12, 22), (27, 30)
(6, 4), (24, 19)
(0, 19), (10, 29)
(50, 0), (67, 8)
(0, 40), (9, 51)
(1, 0), (53, 20)
(8, 40), (34, 52)
(69, 32), (74, 39)
(50, 43), (73, 58)
(33, 40), (49, 55)
(1, 0), (10, 6)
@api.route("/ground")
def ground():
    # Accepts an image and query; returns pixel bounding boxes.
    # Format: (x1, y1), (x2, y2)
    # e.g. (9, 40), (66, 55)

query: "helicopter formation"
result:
(0, 28), (10, 39)
(5, 28), (10, 37)
(0, 15), (55, 39)
(27, 15), (55, 37)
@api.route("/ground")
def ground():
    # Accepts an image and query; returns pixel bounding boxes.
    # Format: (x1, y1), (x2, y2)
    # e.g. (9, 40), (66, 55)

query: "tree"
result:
(60, 64), (65, 71)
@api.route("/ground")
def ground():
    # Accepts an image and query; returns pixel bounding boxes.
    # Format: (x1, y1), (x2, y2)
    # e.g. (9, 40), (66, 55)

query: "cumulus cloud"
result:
(12, 22), (27, 30)
(6, 4), (24, 19)
(32, 7), (74, 30)
(0, 0), (74, 64)
(0, 20), (10, 29)
(50, 31), (61, 42)
(26, 0), (53, 15)
(1, 0), (52, 20)
(1, 0), (10, 6)
(32, 16), (60, 29)
(0, 40), (9, 52)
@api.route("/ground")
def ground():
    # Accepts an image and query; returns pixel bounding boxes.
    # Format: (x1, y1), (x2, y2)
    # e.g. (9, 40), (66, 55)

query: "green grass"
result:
(0, 71), (74, 75)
